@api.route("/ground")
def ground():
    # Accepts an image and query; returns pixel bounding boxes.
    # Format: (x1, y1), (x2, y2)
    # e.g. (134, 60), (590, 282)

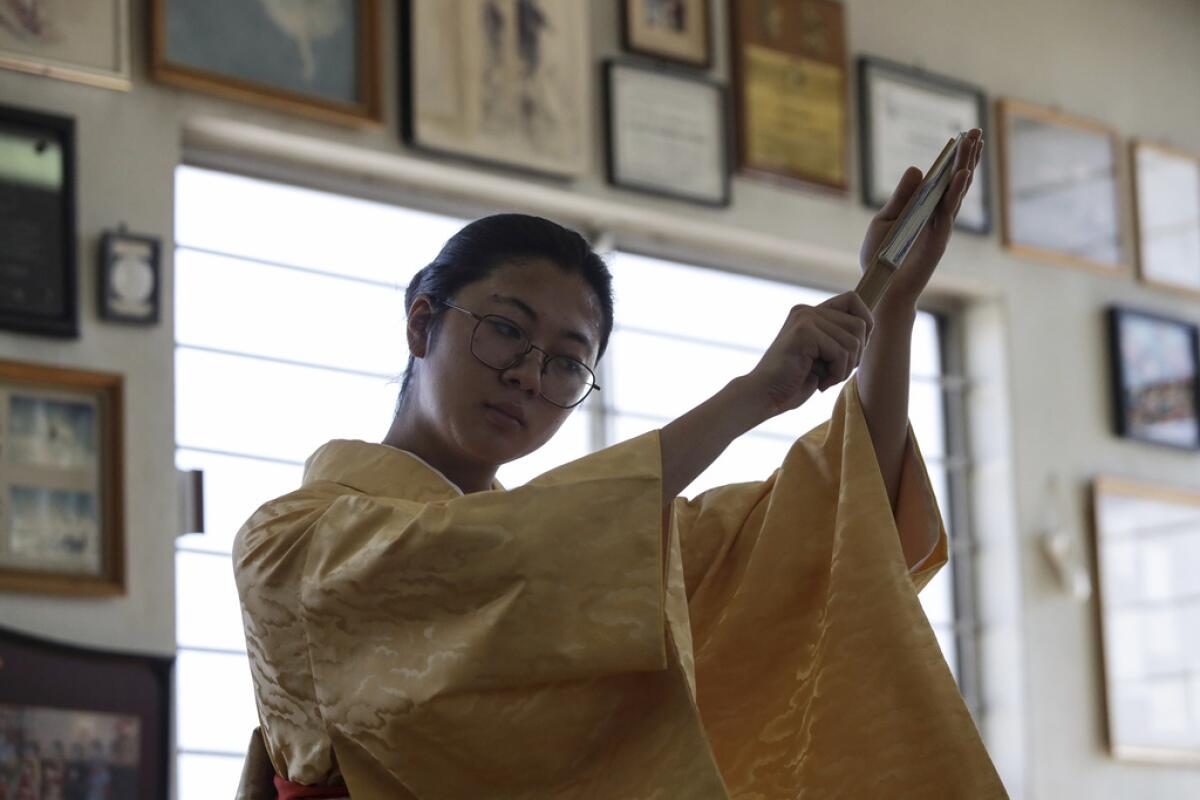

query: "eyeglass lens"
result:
(472, 316), (594, 407)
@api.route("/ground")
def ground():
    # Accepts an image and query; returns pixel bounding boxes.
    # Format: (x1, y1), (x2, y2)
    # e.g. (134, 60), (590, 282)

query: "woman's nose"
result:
(500, 350), (543, 394)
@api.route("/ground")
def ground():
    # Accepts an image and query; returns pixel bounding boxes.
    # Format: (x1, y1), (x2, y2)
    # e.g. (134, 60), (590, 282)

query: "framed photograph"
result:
(1091, 477), (1200, 764)
(150, 0), (382, 126)
(1131, 141), (1200, 297)
(0, 104), (77, 339)
(998, 99), (1127, 273)
(730, 0), (848, 191)
(0, 625), (172, 798)
(98, 230), (161, 326)
(0, 360), (124, 596)
(603, 61), (729, 206)
(620, 0), (712, 68)
(0, 0), (130, 90)
(858, 56), (990, 234)
(400, 0), (593, 178)
(1107, 307), (1200, 450)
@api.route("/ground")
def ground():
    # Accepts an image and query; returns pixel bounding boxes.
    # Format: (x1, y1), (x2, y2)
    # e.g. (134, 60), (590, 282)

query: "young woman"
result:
(234, 130), (1006, 799)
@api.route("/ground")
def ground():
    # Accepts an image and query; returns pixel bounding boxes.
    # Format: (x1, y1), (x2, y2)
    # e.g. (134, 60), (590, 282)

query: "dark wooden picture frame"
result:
(1130, 140), (1200, 299)
(0, 360), (125, 596)
(602, 60), (731, 207)
(1091, 478), (1200, 764)
(730, 0), (849, 191)
(98, 230), (161, 326)
(857, 56), (991, 235)
(619, 0), (713, 68)
(1107, 307), (1200, 451)
(0, 626), (173, 797)
(150, 0), (382, 126)
(0, 105), (77, 338)
(997, 99), (1128, 274)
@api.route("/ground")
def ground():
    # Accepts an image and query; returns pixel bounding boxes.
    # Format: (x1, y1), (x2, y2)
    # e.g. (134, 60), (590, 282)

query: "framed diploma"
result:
(1107, 307), (1200, 451)
(0, 359), (125, 596)
(603, 61), (729, 206)
(0, 104), (77, 338)
(858, 57), (990, 235)
(730, 0), (848, 191)
(1092, 477), (1200, 764)
(401, 0), (592, 178)
(151, 0), (382, 126)
(998, 99), (1127, 273)
(620, 0), (712, 68)
(1131, 141), (1200, 297)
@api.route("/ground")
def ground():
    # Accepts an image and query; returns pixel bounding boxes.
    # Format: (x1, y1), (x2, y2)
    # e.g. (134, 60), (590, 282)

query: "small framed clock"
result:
(99, 229), (160, 325)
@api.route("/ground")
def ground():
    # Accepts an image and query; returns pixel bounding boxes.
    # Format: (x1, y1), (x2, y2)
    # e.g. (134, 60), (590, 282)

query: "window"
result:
(173, 168), (977, 797)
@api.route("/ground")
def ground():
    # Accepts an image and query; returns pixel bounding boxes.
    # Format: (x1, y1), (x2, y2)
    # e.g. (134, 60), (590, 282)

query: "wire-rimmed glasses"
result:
(441, 300), (601, 408)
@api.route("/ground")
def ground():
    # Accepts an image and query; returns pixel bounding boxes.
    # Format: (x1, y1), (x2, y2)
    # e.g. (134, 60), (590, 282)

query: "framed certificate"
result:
(0, 359), (125, 596)
(603, 61), (729, 206)
(730, 0), (848, 191)
(1107, 307), (1200, 451)
(401, 0), (592, 178)
(0, 104), (77, 338)
(858, 57), (990, 234)
(998, 99), (1127, 273)
(1092, 477), (1200, 764)
(1131, 141), (1200, 297)
(99, 230), (162, 326)
(620, 0), (712, 68)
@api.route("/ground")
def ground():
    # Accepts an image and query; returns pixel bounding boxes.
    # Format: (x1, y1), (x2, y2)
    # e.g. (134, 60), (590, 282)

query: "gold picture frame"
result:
(997, 99), (1129, 275)
(150, 0), (382, 127)
(0, 360), (125, 596)
(1130, 140), (1200, 299)
(620, 0), (712, 68)
(1091, 477), (1200, 764)
(0, 0), (131, 91)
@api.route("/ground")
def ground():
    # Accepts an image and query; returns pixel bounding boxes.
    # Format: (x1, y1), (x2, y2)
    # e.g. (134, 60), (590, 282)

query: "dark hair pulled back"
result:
(397, 213), (614, 407)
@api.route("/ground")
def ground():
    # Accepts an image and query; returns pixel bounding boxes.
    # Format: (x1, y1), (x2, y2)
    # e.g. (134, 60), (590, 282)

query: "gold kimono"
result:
(233, 380), (1007, 798)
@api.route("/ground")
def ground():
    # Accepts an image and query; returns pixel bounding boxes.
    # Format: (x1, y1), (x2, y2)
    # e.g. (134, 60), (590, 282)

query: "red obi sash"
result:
(274, 775), (350, 799)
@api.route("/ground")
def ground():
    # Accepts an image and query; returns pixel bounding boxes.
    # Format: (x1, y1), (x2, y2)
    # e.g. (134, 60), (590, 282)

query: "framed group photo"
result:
(401, 0), (593, 178)
(1131, 141), (1200, 297)
(620, 0), (712, 68)
(1091, 477), (1200, 763)
(603, 60), (730, 206)
(998, 99), (1127, 273)
(0, 359), (125, 596)
(150, 0), (382, 125)
(0, 104), (77, 338)
(1107, 307), (1200, 451)
(730, 0), (849, 191)
(0, 0), (131, 90)
(0, 626), (172, 798)
(858, 57), (991, 234)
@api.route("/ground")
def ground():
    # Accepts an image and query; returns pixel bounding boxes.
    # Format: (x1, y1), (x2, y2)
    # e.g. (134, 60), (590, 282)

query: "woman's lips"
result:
(484, 404), (524, 429)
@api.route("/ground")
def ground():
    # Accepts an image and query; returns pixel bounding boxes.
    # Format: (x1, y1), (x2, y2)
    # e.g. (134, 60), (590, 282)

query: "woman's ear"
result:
(406, 295), (435, 358)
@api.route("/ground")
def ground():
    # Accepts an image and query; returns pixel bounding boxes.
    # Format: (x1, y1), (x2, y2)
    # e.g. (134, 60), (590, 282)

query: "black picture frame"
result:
(619, 0), (713, 69)
(602, 59), (731, 207)
(857, 56), (991, 235)
(98, 230), (161, 326)
(0, 104), (77, 338)
(0, 625), (172, 799)
(1107, 306), (1200, 451)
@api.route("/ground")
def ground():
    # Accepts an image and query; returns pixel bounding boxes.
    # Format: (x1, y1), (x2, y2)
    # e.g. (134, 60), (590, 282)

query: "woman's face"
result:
(411, 258), (603, 468)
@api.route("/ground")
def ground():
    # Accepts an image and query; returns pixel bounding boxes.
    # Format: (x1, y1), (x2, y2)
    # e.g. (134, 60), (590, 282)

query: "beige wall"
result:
(1, 0), (1198, 797)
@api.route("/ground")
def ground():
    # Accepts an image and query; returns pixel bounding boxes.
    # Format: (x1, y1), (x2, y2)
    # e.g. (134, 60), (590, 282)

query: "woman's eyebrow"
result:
(489, 293), (594, 350)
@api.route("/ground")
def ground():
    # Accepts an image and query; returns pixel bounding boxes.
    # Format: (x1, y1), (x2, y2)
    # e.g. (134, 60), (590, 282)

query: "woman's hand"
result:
(743, 292), (875, 420)
(858, 128), (984, 311)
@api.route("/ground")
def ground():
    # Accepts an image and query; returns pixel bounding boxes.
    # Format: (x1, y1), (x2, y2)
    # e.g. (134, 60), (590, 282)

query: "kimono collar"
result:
(302, 439), (504, 502)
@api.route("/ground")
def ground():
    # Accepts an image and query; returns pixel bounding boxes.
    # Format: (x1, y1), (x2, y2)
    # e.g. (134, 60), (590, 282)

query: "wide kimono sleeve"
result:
(234, 431), (693, 796)
(669, 378), (1008, 799)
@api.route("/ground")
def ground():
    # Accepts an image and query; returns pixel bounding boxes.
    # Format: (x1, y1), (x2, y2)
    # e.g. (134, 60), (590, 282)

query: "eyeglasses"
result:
(441, 300), (601, 408)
